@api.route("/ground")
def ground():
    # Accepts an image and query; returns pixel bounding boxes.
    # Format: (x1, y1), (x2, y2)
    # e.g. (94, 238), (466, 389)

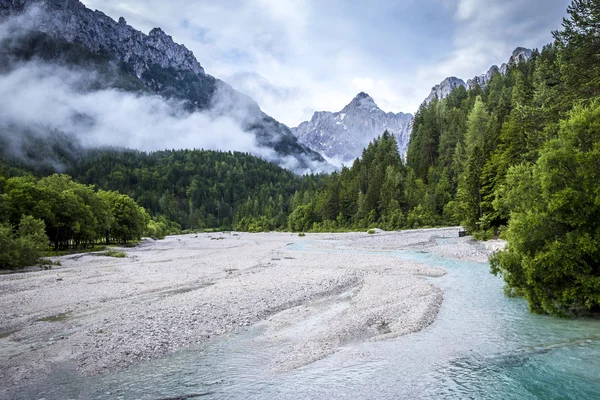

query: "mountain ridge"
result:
(422, 46), (535, 107)
(292, 92), (413, 165)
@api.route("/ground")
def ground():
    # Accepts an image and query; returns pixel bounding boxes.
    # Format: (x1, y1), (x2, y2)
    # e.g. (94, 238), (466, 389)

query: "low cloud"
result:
(0, 9), (338, 174)
(0, 62), (263, 154)
(0, 59), (332, 174)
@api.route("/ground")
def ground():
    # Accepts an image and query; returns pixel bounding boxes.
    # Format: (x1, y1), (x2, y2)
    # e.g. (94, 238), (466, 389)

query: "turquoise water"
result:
(11, 240), (600, 399)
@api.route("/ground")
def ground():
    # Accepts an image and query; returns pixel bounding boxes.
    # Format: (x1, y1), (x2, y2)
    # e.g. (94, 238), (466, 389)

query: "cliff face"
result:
(293, 92), (414, 164)
(422, 47), (535, 106)
(0, 0), (330, 172)
(422, 77), (467, 107)
(0, 0), (204, 77)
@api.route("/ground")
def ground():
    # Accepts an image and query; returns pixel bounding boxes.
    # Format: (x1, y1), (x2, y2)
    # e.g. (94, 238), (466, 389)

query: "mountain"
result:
(422, 77), (468, 106)
(422, 47), (534, 106)
(291, 92), (413, 165)
(467, 65), (500, 89)
(0, 0), (330, 173)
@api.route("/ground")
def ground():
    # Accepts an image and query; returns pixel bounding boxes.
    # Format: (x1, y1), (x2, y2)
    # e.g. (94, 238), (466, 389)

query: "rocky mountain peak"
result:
(423, 47), (534, 107)
(0, 0), (205, 78)
(149, 27), (167, 37)
(292, 93), (414, 165)
(422, 76), (467, 107)
(343, 91), (379, 112)
(510, 47), (533, 63)
(354, 91), (371, 100)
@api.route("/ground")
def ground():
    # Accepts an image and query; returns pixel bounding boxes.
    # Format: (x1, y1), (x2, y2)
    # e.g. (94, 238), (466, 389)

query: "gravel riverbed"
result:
(0, 228), (503, 395)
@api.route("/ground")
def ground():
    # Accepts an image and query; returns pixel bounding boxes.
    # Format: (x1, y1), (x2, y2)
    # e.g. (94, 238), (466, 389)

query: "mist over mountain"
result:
(292, 92), (413, 166)
(0, 0), (331, 173)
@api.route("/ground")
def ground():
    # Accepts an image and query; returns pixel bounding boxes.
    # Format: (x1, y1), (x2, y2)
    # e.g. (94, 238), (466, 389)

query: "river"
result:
(9, 236), (600, 399)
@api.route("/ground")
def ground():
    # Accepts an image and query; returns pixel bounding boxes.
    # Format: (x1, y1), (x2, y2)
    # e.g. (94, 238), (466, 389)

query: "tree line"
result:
(67, 149), (323, 232)
(403, 0), (600, 315)
(0, 171), (167, 269)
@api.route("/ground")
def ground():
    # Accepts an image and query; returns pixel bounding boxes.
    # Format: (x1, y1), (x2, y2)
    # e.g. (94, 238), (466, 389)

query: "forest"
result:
(0, 1), (598, 315)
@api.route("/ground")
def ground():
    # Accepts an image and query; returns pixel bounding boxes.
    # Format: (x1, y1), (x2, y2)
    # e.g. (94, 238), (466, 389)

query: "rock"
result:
(422, 77), (467, 107)
(467, 65), (500, 89)
(0, 0), (205, 78)
(421, 47), (534, 106)
(292, 92), (414, 162)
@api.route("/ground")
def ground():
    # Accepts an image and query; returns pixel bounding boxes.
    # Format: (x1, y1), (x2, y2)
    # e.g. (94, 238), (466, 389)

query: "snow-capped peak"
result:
(292, 93), (413, 165)
(344, 92), (379, 112)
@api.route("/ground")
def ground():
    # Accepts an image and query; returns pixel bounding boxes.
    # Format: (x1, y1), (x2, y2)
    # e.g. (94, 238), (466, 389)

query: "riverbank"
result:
(0, 228), (499, 394)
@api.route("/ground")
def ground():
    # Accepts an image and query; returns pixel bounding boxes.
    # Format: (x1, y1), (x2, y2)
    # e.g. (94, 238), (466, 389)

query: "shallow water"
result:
(11, 239), (600, 399)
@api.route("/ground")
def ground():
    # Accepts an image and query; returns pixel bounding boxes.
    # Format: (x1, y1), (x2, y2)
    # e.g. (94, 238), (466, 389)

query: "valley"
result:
(1, 0), (600, 398)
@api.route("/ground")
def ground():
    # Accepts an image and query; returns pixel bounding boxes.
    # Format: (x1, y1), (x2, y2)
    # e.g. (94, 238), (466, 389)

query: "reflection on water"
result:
(11, 242), (600, 399)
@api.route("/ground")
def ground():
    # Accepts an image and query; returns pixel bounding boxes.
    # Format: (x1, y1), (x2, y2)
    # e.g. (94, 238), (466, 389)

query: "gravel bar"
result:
(0, 228), (503, 394)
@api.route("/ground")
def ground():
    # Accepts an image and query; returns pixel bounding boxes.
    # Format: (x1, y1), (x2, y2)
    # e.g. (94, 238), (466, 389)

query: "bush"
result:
(367, 229), (376, 234)
(288, 205), (316, 232)
(491, 103), (600, 315)
(98, 250), (127, 258)
(0, 216), (48, 269)
(406, 205), (438, 229)
(472, 228), (495, 241)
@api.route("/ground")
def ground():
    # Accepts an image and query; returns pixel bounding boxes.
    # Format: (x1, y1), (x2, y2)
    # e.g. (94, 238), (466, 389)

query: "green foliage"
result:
(0, 216), (47, 269)
(367, 229), (375, 234)
(491, 102), (600, 315)
(69, 149), (307, 232)
(553, 0), (600, 100)
(288, 204), (316, 232)
(405, 205), (438, 229)
(146, 218), (175, 239)
(99, 190), (149, 244)
(98, 250), (127, 258)
(0, 172), (152, 258)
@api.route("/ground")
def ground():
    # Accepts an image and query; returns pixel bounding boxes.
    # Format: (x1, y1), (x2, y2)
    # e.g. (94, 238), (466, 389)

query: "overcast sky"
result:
(82, 0), (570, 127)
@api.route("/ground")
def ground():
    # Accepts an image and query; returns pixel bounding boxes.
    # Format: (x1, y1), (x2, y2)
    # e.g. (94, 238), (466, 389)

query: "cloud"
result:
(0, 62), (264, 154)
(0, 6), (340, 175)
(416, 0), (569, 93)
(0, 59), (338, 174)
(79, 0), (569, 127)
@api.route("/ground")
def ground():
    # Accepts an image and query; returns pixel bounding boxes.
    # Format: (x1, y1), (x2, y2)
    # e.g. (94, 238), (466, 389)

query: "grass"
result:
(298, 232), (306, 237)
(42, 241), (142, 257)
(96, 250), (127, 258)
(367, 229), (376, 234)
(42, 245), (108, 257)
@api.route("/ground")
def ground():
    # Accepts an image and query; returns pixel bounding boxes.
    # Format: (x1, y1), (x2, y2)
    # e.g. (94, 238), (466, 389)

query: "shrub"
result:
(0, 216), (48, 269)
(98, 250), (127, 258)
